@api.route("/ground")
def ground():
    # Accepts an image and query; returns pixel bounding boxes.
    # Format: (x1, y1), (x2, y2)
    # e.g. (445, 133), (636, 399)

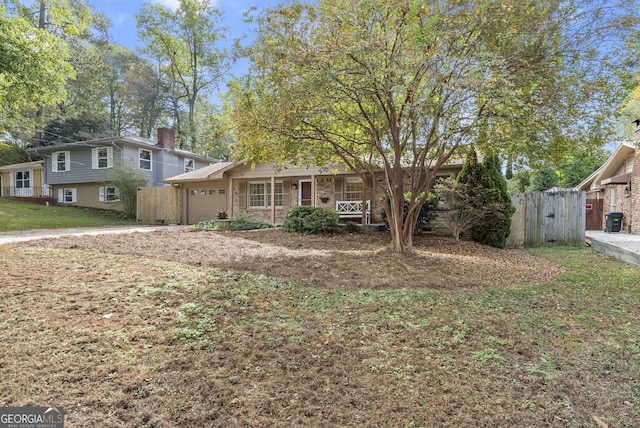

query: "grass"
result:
(1, 244), (639, 426)
(0, 198), (135, 231)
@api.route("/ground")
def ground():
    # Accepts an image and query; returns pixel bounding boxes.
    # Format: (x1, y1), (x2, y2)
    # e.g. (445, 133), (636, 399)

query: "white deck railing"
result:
(336, 200), (370, 224)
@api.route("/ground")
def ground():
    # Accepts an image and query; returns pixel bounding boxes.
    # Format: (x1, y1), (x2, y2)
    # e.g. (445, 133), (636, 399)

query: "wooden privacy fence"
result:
(137, 186), (180, 225)
(506, 190), (586, 248)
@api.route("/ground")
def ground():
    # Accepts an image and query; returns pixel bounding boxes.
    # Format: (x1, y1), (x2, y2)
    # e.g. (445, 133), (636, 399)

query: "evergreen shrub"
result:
(282, 205), (339, 234)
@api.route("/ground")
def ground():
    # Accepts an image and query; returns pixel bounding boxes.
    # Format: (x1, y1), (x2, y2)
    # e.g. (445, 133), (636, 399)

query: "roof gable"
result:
(577, 141), (635, 191)
(164, 161), (243, 183)
(0, 160), (44, 171)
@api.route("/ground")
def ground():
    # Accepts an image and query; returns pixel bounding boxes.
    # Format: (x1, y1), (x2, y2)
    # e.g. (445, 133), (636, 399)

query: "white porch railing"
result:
(10, 187), (35, 197)
(336, 200), (371, 224)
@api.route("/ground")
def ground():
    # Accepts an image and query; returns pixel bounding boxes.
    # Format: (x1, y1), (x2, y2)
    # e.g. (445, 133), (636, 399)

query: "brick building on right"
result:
(578, 126), (640, 233)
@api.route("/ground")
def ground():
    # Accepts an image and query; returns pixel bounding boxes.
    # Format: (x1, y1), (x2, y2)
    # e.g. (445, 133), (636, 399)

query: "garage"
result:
(163, 162), (241, 225)
(187, 185), (228, 224)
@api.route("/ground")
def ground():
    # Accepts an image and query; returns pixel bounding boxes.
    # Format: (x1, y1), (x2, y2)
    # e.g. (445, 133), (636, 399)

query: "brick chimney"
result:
(157, 127), (175, 152)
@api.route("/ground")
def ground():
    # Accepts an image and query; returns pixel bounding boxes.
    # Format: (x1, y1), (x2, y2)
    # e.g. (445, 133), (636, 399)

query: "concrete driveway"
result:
(585, 230), (640, 267)
(0, 225), (188, 245)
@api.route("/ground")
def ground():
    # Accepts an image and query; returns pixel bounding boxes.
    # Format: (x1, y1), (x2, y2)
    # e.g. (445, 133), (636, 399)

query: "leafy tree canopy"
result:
(527, 164), (560, 192)
(40, 114), (112, 145)
(0, 142), (33, 166)
(136, 0), (230, 151)
(510, 146), (610, 192)
(232, 0), (637, 251)
(1, 0), (101, 145)
(0, 5), (74, 133)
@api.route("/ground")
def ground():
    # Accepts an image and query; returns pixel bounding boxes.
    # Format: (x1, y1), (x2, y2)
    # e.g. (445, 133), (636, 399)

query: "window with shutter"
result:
(59, 188), (77, 203)
(282, 180), (291, 207)
(92, 147), (112, 169)
(248, 181), (284, 208)
(53, 151), (70, 172)
(334, 177), (344, 201)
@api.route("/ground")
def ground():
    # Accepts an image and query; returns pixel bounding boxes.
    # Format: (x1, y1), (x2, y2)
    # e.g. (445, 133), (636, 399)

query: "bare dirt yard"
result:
(4, 228), (636, 427)
(20, 228), (562, 290)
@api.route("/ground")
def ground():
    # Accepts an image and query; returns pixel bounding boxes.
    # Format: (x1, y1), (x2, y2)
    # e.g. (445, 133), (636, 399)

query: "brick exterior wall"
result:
(429, 208), (453, 235)
(315, 176), (334, 211)
(603, 183), (633, 232)
(229, 174), (450, 231)
(632, 144), (640, 234)
(603, 152), (632, 230)
(231, 180), (295, 223)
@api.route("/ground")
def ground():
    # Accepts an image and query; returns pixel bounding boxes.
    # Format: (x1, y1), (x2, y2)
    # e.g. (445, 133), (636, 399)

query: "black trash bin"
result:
(604, 212), (624, 233)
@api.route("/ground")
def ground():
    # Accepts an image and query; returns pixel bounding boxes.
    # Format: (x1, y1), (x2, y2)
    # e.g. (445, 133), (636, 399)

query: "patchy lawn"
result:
(1, 229), (639, 427)
(0, 199), (134, 231)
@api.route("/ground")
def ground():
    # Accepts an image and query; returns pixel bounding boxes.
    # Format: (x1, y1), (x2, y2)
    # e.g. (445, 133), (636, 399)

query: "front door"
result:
(300, 181), (312, 206)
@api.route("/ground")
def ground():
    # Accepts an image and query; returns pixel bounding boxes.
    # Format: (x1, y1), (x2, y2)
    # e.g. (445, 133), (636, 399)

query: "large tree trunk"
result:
(387, 185), (413, 252)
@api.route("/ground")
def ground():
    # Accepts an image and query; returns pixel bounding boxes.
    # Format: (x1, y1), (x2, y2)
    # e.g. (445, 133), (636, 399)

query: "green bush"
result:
(192, 213), (273, 231)
(457, 149), (514, 248)
(282, 205), (339, 234)
(192, 219), (217, 230)
(227, 212), (273, 231)
(381, 191), (439, 234)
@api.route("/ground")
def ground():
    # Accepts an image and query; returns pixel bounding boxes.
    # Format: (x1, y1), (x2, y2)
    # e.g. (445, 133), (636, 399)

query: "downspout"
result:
(111, 142), (123, 165)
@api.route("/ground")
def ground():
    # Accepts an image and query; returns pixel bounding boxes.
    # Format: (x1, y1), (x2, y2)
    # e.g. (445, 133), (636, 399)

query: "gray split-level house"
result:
(27, 128), (214, 212)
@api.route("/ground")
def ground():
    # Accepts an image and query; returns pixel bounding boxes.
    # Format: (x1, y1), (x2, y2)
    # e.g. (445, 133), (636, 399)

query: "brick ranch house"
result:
(163, 159), (466, 228)
(577, 124), (640, 233)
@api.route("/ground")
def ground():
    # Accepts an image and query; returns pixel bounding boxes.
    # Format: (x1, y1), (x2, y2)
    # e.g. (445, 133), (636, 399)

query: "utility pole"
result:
(34, 1), (46, 147)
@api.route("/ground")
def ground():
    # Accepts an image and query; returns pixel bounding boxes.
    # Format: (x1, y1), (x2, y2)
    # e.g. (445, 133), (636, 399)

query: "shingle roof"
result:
(28, 136), (213, 162)
(163, 161), (243, 183)
(577, 141), (635, 192)
(0, 160), (44, 171)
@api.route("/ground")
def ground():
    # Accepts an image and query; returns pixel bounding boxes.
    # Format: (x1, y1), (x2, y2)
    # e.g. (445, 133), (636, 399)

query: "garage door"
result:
(187, 187), (227, 224)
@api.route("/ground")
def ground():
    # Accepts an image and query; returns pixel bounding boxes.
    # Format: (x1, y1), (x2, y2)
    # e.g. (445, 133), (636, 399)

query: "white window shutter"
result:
(58, 189), (63, 202)
(52, 154), (58, 172)
(114, 187), (120, 199)
(64, 151), (70, 171)
(92, 148), (98, 169)
(71, 188), (77, 203)
(107, 147), (113, 168)
(99, 187), (105, 202)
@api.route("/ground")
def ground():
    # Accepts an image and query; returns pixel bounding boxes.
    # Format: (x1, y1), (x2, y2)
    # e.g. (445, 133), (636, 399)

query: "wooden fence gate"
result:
(585, 198), (604, 231)
(506, 190), (586, 248)
(137, 186), (180, 225)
